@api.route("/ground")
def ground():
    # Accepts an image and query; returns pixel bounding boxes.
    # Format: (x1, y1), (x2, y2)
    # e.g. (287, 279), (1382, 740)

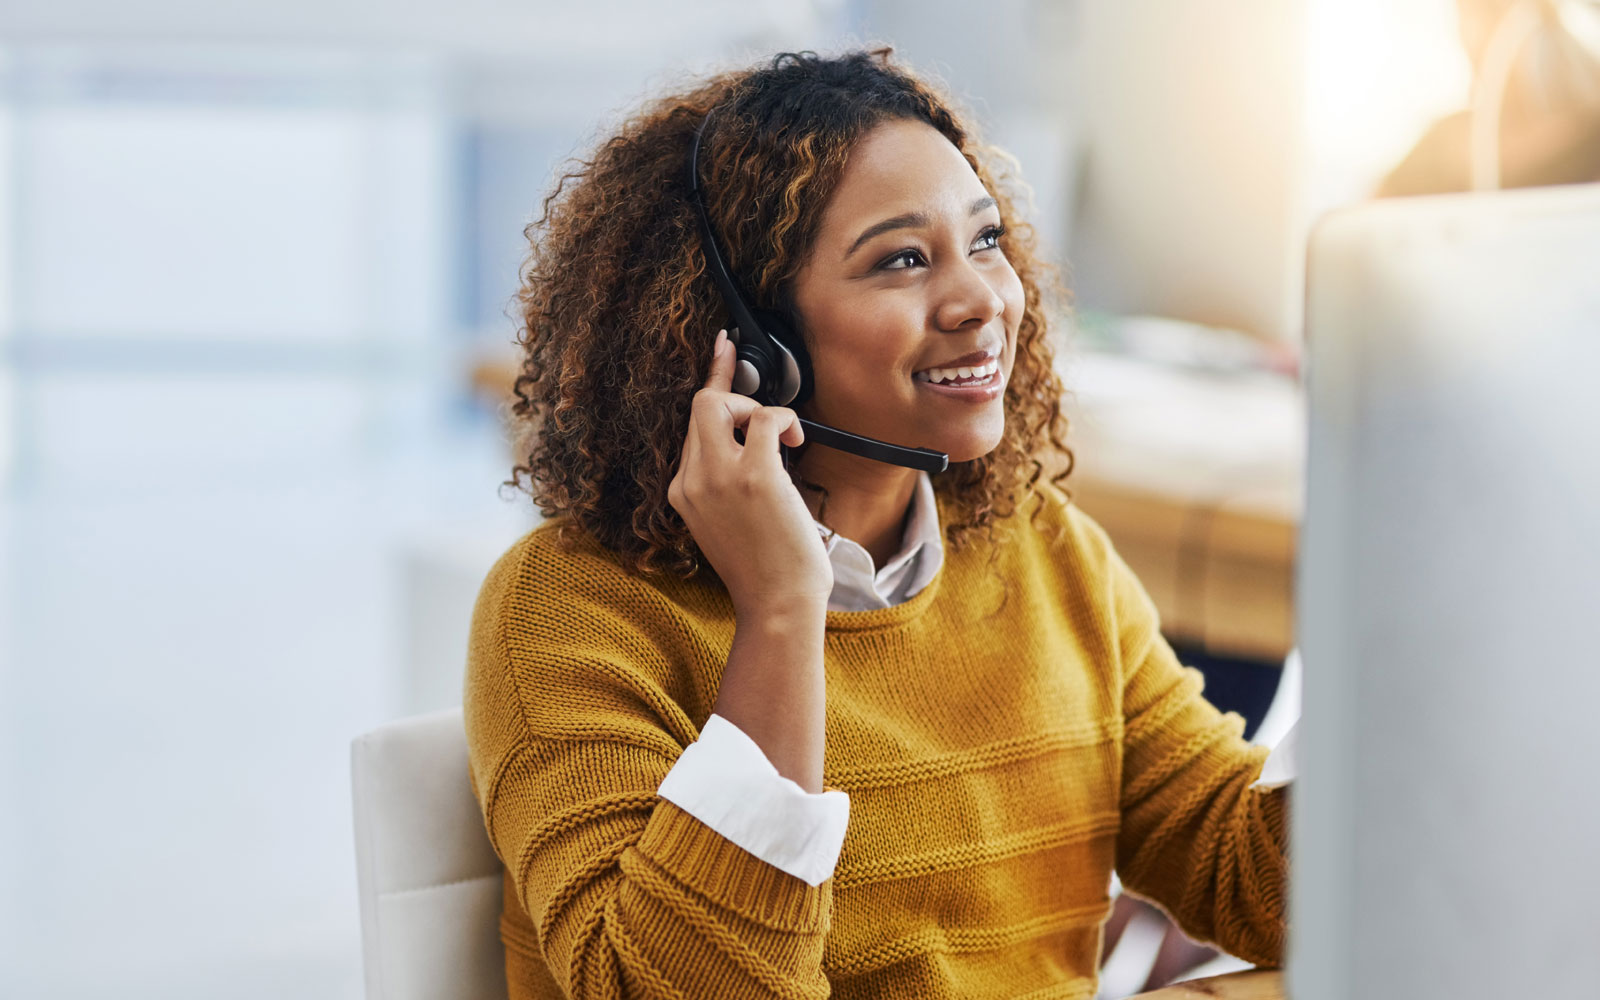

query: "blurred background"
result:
(1, 1), (1594, 997)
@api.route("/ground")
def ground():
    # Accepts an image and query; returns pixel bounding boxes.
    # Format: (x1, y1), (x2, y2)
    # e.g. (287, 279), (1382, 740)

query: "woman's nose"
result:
(933, 257), (1007, 332)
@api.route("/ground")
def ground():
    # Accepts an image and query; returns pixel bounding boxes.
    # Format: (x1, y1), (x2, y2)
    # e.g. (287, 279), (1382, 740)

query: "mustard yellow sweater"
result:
(464, 487), (1287, 999)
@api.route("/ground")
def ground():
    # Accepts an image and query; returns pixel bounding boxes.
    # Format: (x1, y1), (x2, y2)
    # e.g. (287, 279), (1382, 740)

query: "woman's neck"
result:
(795, 447), (920, 570)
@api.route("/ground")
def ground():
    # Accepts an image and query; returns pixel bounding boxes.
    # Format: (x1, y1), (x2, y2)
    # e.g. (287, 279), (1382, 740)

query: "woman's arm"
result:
(712, 606), (828, 791)
(465, 543), (836, 1000)
(1068, 504), (1289, 967)
(1114, 633), (1289, 967)
(668, 330), (834, 793)
(465, 333), (842, 998)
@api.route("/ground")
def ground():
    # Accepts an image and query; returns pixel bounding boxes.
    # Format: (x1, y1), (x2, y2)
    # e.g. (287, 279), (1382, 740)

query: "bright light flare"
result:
(1305, 0), (1474, 207)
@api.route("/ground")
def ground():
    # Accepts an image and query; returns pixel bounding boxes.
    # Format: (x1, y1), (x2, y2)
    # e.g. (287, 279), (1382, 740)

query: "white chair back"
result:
(350, 706), (508, 1000)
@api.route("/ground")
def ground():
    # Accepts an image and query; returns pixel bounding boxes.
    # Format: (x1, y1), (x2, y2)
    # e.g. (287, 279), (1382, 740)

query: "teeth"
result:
(918, 359), (998, 384)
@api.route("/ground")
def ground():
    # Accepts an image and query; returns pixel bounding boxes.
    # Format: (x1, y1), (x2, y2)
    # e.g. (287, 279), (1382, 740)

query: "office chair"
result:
(350, 707), (508, 1000)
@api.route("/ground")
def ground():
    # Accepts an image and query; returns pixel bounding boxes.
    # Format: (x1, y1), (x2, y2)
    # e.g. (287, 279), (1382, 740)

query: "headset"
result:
(685, 111), (949, 474)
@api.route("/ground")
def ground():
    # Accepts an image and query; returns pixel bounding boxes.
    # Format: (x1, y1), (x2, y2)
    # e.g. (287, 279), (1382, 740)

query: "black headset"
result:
(685, 110), (948, 474)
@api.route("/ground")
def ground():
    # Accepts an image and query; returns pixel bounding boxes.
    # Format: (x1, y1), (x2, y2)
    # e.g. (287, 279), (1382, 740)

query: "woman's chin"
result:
(931, 423), (1005, 466)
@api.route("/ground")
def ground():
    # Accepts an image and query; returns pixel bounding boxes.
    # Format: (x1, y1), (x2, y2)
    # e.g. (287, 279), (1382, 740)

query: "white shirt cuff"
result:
(656, 713), (851, 887)
(1252, 719), (1298, 789)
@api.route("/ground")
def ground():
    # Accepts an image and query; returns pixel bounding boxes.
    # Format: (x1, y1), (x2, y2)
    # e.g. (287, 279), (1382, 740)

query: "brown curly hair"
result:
(506, 48), (1074, 578)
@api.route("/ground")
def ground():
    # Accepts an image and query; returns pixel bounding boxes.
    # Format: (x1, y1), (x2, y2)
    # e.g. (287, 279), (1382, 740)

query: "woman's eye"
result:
(880, 249), (925, 271)
(877, 226), (1004, 271)
(973, 225), (1006, 252)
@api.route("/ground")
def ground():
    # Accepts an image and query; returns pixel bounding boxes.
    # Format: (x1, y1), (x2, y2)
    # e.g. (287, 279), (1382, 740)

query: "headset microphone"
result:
(685, 111), (949, 475)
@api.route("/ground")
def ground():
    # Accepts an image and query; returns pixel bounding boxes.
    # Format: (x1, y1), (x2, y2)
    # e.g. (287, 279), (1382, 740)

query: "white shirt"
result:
(655, 471), (1296, 887)
(810, 469), (944, 612)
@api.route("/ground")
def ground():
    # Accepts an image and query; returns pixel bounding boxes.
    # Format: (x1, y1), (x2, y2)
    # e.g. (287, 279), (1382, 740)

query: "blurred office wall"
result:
(0, 7), (849, 999)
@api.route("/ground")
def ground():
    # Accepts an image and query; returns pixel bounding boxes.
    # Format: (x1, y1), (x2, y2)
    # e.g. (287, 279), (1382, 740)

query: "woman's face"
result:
(789, 118), (1025, 466)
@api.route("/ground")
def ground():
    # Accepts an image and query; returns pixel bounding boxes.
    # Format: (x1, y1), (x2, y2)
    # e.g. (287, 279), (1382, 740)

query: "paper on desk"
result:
(1248, 647), (1300, 789)
(1252, 720), (1298, 789)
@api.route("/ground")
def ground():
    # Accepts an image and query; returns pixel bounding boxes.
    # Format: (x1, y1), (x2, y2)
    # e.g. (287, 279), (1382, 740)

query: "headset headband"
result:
(686, 112), (767, 359)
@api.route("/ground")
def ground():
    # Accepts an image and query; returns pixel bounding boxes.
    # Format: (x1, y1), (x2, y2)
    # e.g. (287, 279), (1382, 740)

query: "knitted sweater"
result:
(463, 486), (1288, 999)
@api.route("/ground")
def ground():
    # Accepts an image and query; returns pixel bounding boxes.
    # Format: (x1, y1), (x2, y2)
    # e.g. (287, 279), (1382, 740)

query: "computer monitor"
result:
(1292, 182), (1600, 998)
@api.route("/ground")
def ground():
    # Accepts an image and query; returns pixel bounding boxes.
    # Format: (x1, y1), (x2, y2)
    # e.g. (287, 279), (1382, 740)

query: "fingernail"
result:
(714, 329), (727, 356)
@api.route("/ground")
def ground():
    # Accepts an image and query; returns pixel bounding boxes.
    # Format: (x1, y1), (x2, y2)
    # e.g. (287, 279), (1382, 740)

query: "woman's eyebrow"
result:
(846, 196), (1000, 258)
(847, 212), (928, 257)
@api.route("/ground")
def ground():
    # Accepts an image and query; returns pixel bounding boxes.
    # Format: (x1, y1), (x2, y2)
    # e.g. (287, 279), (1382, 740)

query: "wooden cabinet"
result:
(1062, 351), (1302, 663)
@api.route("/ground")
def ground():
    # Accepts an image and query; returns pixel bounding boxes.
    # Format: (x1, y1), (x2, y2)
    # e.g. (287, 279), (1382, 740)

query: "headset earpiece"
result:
(754, 309), (809, 407)
(723, 312), (809, 406)
(730, 339), (764, 399)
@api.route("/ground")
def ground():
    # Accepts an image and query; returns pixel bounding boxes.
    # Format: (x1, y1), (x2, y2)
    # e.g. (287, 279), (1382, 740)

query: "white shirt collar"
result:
(814, 471), (944, 612)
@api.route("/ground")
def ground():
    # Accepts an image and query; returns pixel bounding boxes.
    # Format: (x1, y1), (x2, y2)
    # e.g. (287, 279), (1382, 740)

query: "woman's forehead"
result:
(818, 120), (990, 238)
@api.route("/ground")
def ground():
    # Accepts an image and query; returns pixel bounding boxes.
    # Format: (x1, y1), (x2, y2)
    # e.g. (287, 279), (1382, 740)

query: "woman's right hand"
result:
(668, 330), (833, 618)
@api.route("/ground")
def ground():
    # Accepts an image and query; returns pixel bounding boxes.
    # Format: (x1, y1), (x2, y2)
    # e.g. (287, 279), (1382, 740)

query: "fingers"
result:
(693, 329), (746, 437)
(778, 413), (805, 449)
(692, 382), (760, 447)
(704, 329), (734, 392)
(686, 328), (802, 467)
(743, 406), (805, 458)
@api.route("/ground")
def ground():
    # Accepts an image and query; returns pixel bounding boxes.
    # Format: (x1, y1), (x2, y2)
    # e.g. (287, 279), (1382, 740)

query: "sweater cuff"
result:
(656, 713), (851, 887)
(636, 799), (834, 933)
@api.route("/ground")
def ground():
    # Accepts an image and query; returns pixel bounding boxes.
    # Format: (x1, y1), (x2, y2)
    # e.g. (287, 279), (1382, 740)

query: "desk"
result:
(1061, 351), (1303, 663)
(1131, 970), (1284, 999)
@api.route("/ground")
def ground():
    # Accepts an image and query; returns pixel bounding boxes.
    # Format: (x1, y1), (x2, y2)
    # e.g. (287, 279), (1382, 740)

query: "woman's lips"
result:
(916, 349), (998, 374)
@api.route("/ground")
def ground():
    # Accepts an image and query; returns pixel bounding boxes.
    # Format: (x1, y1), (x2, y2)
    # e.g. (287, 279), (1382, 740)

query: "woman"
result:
(465, 49), (1287, 1000)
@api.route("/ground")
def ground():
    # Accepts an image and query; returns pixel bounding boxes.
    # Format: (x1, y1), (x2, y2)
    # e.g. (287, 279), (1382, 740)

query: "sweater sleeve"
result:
(463, 540), (835, 1000)
(1079, 510), (1290, 967)
(657, 713), (851, 888)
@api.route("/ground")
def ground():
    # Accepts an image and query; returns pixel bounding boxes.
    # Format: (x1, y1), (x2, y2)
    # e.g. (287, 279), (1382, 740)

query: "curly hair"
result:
(506, 48), (1074, 578)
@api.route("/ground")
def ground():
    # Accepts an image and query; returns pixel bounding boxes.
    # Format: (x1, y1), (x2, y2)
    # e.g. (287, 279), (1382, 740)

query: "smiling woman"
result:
(464, 49), (1288, 1000)
(503, 50), (1070, 580)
